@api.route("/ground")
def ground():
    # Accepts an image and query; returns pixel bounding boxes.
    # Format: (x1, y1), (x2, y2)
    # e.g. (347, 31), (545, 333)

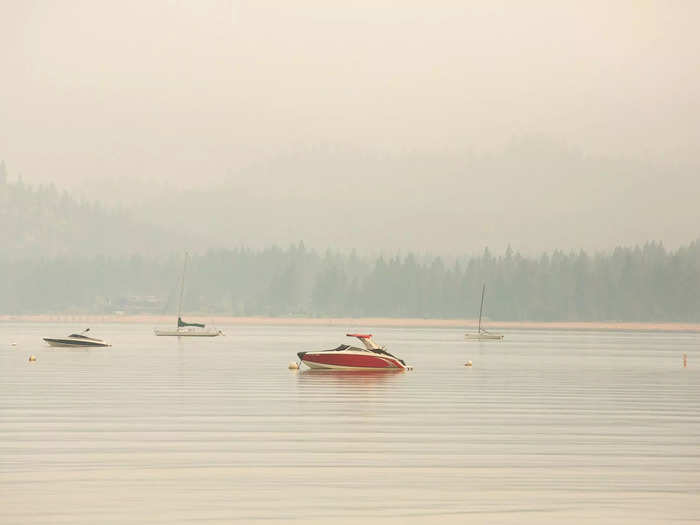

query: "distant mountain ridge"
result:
(67, 141), (700, 255)
(4, 138), (700, 259)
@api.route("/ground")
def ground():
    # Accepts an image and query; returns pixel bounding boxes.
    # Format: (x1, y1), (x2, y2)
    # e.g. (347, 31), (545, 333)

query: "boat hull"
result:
(43, 338), (110, 347)
(464, 333), (503, 340)
(298, 350), (408, 370)
(154, 329), (222, 337)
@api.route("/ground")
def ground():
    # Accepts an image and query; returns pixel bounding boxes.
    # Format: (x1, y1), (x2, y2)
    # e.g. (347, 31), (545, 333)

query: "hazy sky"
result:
(1, 1), (699, 253)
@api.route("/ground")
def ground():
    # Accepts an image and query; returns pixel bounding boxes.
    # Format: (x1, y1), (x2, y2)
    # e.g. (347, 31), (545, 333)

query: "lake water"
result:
(1, 323), (698, 524)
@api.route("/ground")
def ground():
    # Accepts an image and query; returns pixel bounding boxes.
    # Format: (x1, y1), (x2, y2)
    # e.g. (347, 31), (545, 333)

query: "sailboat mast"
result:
(478, 284), (485, 333)
(177, 252), (188, 320)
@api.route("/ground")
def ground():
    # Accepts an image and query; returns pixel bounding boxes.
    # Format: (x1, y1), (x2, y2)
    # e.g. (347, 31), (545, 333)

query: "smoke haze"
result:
(1, 1), (699, 253)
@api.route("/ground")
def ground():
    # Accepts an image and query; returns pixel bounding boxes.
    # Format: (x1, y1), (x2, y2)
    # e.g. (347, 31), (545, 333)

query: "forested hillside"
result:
(0, 169), (198, 258)
(1, 241), (698, 321)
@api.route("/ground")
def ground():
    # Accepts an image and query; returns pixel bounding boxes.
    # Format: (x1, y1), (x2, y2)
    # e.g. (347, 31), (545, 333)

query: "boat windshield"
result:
(68, 334), (99, 341)
(370, 346), (406, 365)
(327, 344), (351, 352)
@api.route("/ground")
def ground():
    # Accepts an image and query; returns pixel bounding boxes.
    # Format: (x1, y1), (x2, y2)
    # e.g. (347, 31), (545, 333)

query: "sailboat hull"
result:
(464, 333), (503, 340)
(154, 328), (222, 337)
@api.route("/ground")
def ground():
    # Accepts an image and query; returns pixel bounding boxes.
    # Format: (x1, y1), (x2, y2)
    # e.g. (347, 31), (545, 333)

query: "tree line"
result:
(1, 241), (698, 321)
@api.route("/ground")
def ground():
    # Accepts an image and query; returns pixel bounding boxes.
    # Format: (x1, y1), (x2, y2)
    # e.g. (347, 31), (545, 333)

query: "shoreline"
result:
(1, 315), (699, 332)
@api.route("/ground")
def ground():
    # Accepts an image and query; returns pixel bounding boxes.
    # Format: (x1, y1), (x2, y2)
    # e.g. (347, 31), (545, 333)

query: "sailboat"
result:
(464, 284), (503, 340)
(154, 253), (223, 337)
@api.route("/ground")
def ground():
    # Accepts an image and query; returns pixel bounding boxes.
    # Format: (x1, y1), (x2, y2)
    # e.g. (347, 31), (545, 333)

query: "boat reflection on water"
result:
(294, 369), (406, 416)
(295, 368), (405, 386)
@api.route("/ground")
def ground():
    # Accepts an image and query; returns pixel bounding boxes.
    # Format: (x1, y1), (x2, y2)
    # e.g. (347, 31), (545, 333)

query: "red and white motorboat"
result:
(297, 334), (411, 371)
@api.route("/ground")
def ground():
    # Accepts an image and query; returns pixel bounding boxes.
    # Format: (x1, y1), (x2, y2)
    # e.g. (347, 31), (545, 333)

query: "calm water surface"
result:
(1, 323), (699, 524)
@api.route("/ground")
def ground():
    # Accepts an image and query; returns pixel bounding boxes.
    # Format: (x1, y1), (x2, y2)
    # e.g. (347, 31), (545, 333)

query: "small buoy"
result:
(288, 362), (299, 370)
(683, 354), (687, 368)
(465, 360), (472, 367)
(28, 355), (37, 362)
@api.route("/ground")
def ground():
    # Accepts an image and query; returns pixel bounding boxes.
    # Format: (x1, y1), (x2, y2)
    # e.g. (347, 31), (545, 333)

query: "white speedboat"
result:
(43, 329), (111, 347)
(464, 284), (504, 341)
